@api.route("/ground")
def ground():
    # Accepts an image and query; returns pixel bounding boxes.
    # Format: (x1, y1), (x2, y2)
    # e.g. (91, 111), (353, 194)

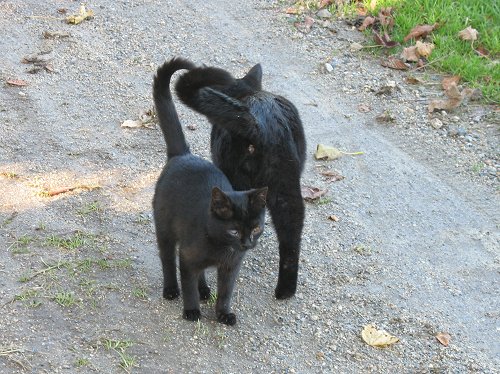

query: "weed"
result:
(78, 201), (103, 216)
(45, 232), (86, 251)
(353, 244), (372, 256)
(132, 287), (148, 300)
(194, 320), (209, 337)
(316, 197), (333, 205)
(103, 339), (133, 351)
(113, 258), (132, 269)
(117, 351), (137, 371)
(9, 234), (34, 254)
(53, 291), (77, 307)
(75, 358), (89, 367)
(14, 289), (39, 302)
(472, 162), (485, 174)
(207, 292), (218, 307)
(96, 258), (111, 269)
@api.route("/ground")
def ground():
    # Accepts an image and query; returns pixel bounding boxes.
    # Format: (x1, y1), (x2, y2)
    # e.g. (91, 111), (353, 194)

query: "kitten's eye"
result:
(251, 226), (261, 235)
(228, 229), (240, 238)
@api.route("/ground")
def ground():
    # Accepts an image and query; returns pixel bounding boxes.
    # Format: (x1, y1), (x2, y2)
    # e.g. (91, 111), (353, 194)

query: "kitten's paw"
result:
(275, 284), (296, 300)
(163, 287), (180, 300)
(217, 312), (237, 326)
(183, 309), (201, 322)
(199, 286), (211, 301)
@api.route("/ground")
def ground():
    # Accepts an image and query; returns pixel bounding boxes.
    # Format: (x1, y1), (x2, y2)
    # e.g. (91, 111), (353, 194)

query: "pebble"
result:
(430, 118), (443, 129)
(324, 63), (333, 73)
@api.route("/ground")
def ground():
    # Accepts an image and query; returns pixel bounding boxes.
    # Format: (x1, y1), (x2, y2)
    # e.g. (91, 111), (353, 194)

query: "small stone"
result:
(430, 118), (443, 129)
(350, 42), (363, 52)
(457, 127), (467, 136)
(324, 63), (333, 73)
(316, 9), (332, 19)
(450, 116), (460, 122)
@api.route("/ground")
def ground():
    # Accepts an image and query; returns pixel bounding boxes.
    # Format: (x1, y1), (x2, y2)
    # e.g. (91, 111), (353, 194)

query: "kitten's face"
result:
(209, 187), (268, 251)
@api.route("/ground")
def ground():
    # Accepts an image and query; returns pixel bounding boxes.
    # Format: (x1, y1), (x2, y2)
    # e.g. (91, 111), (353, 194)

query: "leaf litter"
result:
(301, 186), (327, 202)
(66, 4), (94, 25)
(361, 324), (399, 347)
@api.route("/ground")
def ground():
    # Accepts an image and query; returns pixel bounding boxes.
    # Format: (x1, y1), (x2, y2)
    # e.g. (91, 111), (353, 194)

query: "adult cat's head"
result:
(208, 187), (268, 251)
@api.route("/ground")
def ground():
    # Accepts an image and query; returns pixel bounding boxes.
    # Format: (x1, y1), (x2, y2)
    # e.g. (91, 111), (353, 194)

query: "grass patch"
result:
(326, 0), (499, 102)
(75, 358), (90, 367)
(53, 291), (77, 307)
(45, 232), (86, 251)
(9, 234), (34, 254)
(77, 201), (103, 216)
(132, 286), (148, 300)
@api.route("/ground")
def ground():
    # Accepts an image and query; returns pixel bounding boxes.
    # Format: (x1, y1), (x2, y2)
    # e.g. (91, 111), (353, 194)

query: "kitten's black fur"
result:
(175, 61), (306, 299)
(152, 58), (268, 325)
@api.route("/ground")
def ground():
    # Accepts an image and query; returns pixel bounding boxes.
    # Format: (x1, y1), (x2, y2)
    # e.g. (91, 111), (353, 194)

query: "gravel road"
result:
(1, 0), (498, 373)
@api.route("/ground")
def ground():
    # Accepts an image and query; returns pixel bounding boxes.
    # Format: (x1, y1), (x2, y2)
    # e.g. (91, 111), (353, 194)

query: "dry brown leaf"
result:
(381, 57), (409, 70)
(458, 26), (478, 41)
(66, 4), (94, 25)
(301, 186), (327, 202)
(428, 82), (474, 112)
(373, 31), (398, 48)
(358, 16), (375, 31)
(6, 79), (28, 87)
(361, 324), (399, 347)
(405, 76), (425, 85)
(378, 8), (394, 29)
(295, 16), (315, 33)
(401, 46), (419, 62)
(43, 31), (70, 39)
(320, 170), (344, 182)
(436, 332), (451, 347)
(442, 75), (460, 90)
(475, 45), (490, 58)
(416, 41), (435, 58)
(403, 23), (438, 42)
(376, 110), (396, 123)
(358, 103), (372, 113)
(328, 215), (339, 222)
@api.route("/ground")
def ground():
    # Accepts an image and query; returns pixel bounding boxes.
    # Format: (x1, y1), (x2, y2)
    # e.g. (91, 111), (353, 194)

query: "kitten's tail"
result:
(153, 57), (196, 159)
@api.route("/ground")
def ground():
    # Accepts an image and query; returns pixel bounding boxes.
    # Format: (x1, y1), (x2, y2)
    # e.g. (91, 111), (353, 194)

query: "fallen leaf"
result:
(121, 119), (143, 128)
(6, 79), (28, 87)
(361, 324), (399, 347)
(358, 104), (371, 113)
(381, 57), (409, 70)
(315, 144), (364, 160)
(405, 76), (425, 85)
(376, 81), (398, 95)
(416, 41), (435, 58)
(122, 109), (156, 129)
(66, 4), (94, 25)
(328, 215), (339, 222)
(373, 31), (398, 48)
(378, 8), (394, 29)
(285, 7), (300, 15)
(458, 26), (478, 41)
(295, 16), (315, 33)
(358, 16), (375, 31)
(436, 332), (450, 346)
(428, 82), (474, 112)
(350, 42), (364, 52)
(376, 110), (396, 123)
(474, 45), (490, 58)
(320, 170), (344, 182)
(441, 76), (460, 90)
(401, 46), (419, 62)
(43, 30), (70, 39)
(301, 186), (327, 202)
(403, 23), (438, 42)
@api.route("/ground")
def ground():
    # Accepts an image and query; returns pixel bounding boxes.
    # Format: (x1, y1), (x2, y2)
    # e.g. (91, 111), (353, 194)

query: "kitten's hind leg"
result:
(268, 185), (305, 299)
(179, 257), (201, 321)
(198, 271), (211, 301)
(158, 236), (179, 300)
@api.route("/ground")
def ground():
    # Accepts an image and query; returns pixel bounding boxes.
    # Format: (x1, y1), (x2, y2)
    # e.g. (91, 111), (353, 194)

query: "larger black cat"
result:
(152, 57), (268, 325)
(175, 61), (306, 299)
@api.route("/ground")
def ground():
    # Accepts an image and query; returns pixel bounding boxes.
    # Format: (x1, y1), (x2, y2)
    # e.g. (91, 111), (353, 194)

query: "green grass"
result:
(53, 291), (77, 307)
(45, 232), (86, 250)
(328, 0), (500, 103)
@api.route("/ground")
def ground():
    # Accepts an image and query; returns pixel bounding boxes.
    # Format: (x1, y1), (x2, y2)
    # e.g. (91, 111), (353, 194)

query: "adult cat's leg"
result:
(198, 271), (211, 301)
(215, 255), (244, 325)
(179, 257), (201, 321)
(157, 233), (179, 300)
(268, 184), (305, 299)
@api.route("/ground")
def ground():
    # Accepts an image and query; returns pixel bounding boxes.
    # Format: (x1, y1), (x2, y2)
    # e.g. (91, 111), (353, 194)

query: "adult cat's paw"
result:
(163, 286), (180, 300)
(275, 284), (296, 300)
(183, 309), (201, 322)
(199, 286), (211, 301)
(217, 312), (237, 326)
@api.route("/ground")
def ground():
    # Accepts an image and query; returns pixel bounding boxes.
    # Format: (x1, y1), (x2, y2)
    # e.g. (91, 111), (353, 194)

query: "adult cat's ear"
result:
(211, 187), (233, 219)
(243, 64), (262, 90)
(249, 187), (268, 211)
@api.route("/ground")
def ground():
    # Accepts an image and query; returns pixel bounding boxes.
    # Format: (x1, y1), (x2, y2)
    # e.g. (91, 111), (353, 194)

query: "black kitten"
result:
(152, 57), (268, 325)
(175, 61), (306, 299)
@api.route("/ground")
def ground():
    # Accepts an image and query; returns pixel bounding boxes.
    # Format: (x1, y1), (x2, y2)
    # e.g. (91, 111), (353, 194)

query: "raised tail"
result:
(153, 57), (196, 159)
(175, 66), (259, 140)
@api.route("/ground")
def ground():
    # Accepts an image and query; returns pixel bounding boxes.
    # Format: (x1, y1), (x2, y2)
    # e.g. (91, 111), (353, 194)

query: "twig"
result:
(410, 54), (450, 72)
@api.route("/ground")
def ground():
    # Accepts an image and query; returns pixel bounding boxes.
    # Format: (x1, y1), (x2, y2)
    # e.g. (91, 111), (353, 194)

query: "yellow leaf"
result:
(361, 324), (399, 347)
(314, 144), (364, 161)
(66, 4), (94, 25)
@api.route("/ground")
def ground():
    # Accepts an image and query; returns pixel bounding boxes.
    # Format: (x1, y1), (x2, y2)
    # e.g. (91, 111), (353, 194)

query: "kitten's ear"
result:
(211, 187), (233, 219)
(243, 64), (262, 90)
(249, 187), (268, 211)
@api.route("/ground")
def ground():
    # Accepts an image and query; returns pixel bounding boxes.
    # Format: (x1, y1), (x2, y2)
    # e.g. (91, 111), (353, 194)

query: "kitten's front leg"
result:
(198, 271), (211, 301)
(179, 258), (201, 321)
(216, 255), (244, 326)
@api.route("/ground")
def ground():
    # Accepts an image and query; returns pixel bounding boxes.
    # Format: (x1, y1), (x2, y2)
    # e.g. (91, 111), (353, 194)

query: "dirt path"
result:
(1, 1), (498, 373)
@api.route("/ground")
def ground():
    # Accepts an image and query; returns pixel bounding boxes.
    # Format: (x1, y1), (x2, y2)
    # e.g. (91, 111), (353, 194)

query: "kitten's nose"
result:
(241, 239), (253, 250)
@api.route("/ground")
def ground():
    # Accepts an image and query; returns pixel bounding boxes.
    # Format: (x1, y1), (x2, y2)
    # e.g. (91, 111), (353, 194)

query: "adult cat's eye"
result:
(251, 226), (261, 235)
(228, 229), (240, 238)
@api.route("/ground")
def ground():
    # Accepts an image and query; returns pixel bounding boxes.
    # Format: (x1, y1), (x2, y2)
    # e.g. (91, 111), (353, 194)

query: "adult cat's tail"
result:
(153, 57), (196, 159)
(175, 66), (259, 140)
